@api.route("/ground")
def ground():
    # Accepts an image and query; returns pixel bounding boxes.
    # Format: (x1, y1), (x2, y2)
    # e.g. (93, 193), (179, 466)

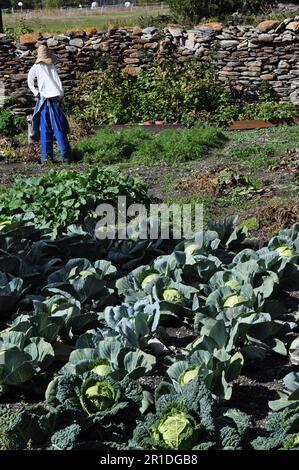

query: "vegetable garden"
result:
(0, 159), (298, 450)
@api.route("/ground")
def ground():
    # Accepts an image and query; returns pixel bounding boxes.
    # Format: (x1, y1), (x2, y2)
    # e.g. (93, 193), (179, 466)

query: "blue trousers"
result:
(40, 99), (72, 163)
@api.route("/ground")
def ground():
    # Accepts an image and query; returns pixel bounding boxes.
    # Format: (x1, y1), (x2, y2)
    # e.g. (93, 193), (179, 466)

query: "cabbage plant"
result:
(104, 297), (161, 350)
(60, 336), (156, 380)
(45, 373), (143, 448)
(128, 377), (251, 450)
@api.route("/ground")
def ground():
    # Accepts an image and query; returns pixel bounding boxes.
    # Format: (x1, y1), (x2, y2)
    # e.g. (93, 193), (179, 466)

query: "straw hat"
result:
(35, 45), (57, 65)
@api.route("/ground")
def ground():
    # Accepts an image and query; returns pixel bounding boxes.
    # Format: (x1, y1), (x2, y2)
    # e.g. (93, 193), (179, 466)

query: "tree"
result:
(44, 0), (63, 7)
(166, 1), (277, 22)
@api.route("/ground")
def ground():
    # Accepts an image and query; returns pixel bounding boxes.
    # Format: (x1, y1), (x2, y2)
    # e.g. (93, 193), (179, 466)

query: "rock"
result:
(197, 21), (223, 32)
(19, 32), (41, 45)
(69, 38), (84, 48)
(47, 38), (59, 47)
(66, 46), (78, 53)
(261, 74), (274, 80)
(98, 41), (110, 51)
(220, 40), (239, 48)
(185, 32), (196, 50)
(144, 42), (158, 50)
(86, 27), (97, 36)
(258, 33), (274, 42)
(124, 57), (140, 64)
(107, 24), (118, 35)
(167, 25), (184, 37)
(53, 35), (69, 42)
(278, 60), (290, 69)
(123, 65), (141, 76)
(66, 29), (85, 37)
(132, 26), (143, 36)
(257, 20), (281, 32)
(290, 89), (299, 105)
(286, 21), (299, 31)
(142, 27), (158, 35)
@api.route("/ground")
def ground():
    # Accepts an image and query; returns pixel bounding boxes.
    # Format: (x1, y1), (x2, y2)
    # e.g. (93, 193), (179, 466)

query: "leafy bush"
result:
(238, 101), (296, 121)
(0, 168), (149, 236)
(167, 0), (275, 21)
(69, 59), (232, 127)
(0, 108), (26, 137)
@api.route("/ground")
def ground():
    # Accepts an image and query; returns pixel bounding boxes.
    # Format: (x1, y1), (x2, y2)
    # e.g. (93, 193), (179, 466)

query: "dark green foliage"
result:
(45, 373), (143, 448)
(69, 59), (233, 127)
(0, 405), (57, 450)
(0, 108), (26, 137)
(51, 424), (82, 450)
(252, 407), (299, 450)
(69, 57), (296, 127)
(128, 378), (251, 450)
(167, 1), (276, 21)
(0, 167), (149, 236)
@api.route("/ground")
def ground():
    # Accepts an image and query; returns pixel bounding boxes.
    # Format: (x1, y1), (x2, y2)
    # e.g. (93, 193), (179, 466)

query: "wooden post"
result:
(0, 8), (3, 34)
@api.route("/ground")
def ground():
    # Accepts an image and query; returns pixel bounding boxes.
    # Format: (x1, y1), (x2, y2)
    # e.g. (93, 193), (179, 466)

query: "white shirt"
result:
(27, 63), (64, 99)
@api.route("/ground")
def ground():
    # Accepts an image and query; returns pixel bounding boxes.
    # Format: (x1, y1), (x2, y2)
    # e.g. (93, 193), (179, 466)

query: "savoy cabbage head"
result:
(128, 377), (251, 450)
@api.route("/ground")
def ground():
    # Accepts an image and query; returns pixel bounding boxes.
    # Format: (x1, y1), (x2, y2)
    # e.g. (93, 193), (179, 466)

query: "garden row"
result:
(0, 167), (298, 450)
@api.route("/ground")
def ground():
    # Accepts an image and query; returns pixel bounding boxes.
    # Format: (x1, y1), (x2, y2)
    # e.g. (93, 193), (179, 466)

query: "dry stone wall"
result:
(1, 18), (299, 115)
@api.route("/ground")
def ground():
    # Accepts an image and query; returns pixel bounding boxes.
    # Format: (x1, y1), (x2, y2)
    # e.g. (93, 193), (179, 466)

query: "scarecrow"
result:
(27, 44), (72, 164)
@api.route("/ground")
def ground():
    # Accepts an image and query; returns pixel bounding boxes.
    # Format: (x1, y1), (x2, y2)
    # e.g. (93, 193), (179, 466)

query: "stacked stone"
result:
(1, 17), (299, 115)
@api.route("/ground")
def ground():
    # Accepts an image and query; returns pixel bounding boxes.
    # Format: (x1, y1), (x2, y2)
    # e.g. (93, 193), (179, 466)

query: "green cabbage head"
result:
(141, 273), (160, 289)
(223, 294), (249, 308)
(50, 298), (69, 313)
(163, 289), (183, 303)
(275, 245), (295, 259)
(79, 270), (95, 278)
(91, 359), (112, 377)
(179, 367), (199, 385)
(82, 379), (118, 414)
(151, 408), (201, 450)
(0, 220), (11, 230)
(283, 435), (299, 450)
(225, 279), (240, 291)
(184, 244), (200, 255)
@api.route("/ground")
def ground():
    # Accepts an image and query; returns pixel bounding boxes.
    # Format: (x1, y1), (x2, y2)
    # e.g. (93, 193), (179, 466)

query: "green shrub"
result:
(166, 0), (271, 21)
(0, 108), (26, 137)
(68, 58), (232, 127)
(0, 167), (149, 236)
(238, 101), (296, 121)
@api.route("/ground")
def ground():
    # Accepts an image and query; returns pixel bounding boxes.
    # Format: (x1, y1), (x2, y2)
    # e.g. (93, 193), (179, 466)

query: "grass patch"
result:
(224, 145), (280, 171)
(3, 7), (168, 35)
(73, 127), (152, 164)
(131, 127), (226, 165)
(226, 125), (299, 148)
(73, 126), (227, 166)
